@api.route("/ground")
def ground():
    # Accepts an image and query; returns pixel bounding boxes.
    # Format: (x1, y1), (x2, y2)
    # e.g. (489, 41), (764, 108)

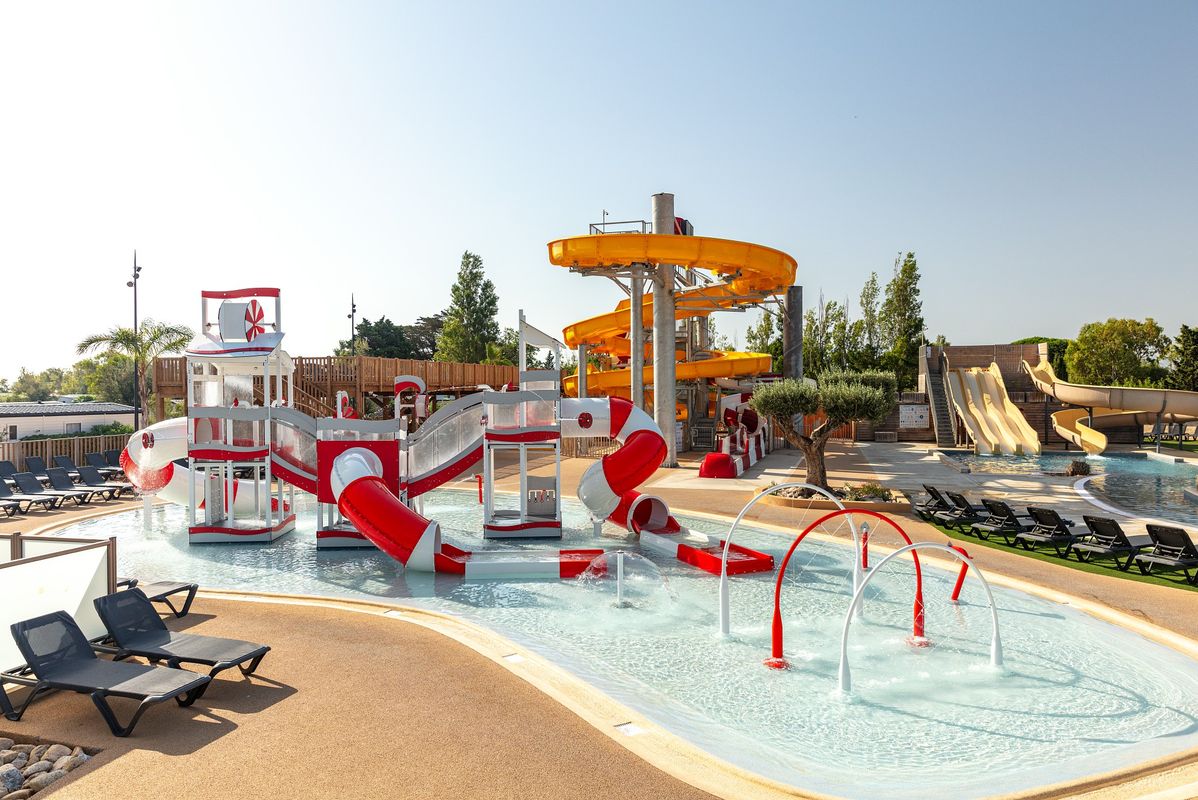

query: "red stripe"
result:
(484, 431), (560, 442)
(559, 549), (605, 578)
(189, 514), (295, 535)
(483, 520), (563, 532)
(185, 345), (278, 355)
(190, 447), (269, 460)
(201, 287), (280, 299)
(316, 529), (368, 539)
(271, 458), (318, 494)
(407, 445), (482, 498)
(608, 396), (633, 439)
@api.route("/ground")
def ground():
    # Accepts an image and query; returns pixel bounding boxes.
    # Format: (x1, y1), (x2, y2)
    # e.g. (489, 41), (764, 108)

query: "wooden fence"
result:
(0, 434), (130, 472)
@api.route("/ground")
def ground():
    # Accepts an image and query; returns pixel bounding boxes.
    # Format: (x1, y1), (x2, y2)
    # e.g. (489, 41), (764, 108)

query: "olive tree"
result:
(750, 370), (897, 489)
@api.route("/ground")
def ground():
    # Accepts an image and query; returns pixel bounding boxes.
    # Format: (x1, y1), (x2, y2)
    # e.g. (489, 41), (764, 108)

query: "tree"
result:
(405, 314), (444, 360)
(878, 252), (925, 390)
(1064, 318), (1169, 386)
(9, 368), (66, 401)
(482, 327), (549, 368)
(706, 318), (734, 350)
(64, 354), (137, 404)
(434, 251), (500, 363)
(857, 272), (882, 368)
(77, 319), (193, 424)
(1012, 336), (1071, 381)
(1167, 324), (1198, 392)
(745, 309), (783, 372)
(751, 370), (897, 488)
(336, 316), (413, 358)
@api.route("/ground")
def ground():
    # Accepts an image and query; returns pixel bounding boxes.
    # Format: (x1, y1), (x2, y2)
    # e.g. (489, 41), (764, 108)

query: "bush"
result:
(1065, 460), (1091, 477)
(89, 422), (133, 436)
(841, 482), (894, 502)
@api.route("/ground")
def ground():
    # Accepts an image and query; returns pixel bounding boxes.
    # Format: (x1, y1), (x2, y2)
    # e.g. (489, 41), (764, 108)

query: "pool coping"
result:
(24, 498), (1198, 800)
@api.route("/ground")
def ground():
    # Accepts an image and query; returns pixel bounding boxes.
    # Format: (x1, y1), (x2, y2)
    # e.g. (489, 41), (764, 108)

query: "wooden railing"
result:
(0, 434), (131, 472)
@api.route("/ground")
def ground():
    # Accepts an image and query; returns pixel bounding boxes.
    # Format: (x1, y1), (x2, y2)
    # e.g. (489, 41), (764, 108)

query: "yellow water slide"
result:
(1023, 359), (1198, 455)
(943, 363), (1041, 455)
(549, 234), (797, 403)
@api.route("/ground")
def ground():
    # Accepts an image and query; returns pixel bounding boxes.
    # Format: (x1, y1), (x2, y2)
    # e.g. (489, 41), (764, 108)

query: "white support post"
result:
(652, 192), (678, 467)
(630, 275), (645, 410)
(576, 344), (588, 399)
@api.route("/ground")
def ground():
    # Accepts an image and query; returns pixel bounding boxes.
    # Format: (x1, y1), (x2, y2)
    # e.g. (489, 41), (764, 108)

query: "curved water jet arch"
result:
(718, 482), (855, 636)
(837, 541), (1003, 693)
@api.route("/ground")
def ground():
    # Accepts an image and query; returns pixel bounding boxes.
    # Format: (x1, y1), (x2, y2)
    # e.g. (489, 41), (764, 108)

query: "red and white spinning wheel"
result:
(244, 300), (266, 341)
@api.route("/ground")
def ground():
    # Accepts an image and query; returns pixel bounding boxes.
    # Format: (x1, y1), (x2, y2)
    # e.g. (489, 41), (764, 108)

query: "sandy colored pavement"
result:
(2, 596), (716, 800)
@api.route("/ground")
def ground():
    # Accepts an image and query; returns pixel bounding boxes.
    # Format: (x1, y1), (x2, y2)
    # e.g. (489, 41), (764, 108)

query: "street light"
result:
(127, 250), (143, 429)
(347, 294), (357, 355)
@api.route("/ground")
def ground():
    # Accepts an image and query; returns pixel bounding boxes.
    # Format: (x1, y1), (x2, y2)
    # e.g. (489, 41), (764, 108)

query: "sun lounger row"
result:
(2, 588), (269, 737)
(0, 465), (133, 515)
(915, 484), (1198, 586)
(0, 452), (123, 486)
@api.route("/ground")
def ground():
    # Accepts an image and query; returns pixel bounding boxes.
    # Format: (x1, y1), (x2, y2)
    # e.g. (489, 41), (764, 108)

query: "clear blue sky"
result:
(1, 1), (1194, 380)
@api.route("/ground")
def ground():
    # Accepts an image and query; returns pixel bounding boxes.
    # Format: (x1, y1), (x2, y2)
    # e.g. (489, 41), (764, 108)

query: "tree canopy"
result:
(1167, 324), (1198, 392)
(77, 318), (193, 422)
(434, 251), (500, 363)
(1064, 318), (1169, 386)
(879, 252), (924, 390)
(1012, 336), (1071, 381)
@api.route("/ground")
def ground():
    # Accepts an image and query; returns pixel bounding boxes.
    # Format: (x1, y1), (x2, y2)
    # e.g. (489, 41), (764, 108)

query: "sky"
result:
(0, 1), (1195, 382)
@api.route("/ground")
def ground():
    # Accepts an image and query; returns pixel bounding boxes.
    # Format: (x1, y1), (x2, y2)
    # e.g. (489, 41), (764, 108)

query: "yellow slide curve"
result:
(548, 234), (797, 406)
(1023, 360), (1198, 455)
(944, 363), (1041, 455)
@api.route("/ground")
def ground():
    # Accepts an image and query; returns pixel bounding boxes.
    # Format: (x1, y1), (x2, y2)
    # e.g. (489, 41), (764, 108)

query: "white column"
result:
(576, 344), (588, 399)
(630, 275), (644, 410)
(652, 192), (678, 467)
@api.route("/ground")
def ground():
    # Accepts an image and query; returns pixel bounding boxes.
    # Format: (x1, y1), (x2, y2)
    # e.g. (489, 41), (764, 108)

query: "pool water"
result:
(57, 495), (1198, 799)
(945, 452), (1198, 527)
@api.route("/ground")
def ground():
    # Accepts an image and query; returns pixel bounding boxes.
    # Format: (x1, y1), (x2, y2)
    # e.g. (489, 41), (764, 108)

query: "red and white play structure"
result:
(699, 387), (771, 479)
(122, 290), (775, 580)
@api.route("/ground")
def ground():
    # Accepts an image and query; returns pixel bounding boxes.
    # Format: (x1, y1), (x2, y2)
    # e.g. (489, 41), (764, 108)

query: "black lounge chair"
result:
(116, 578), (199, 617)
(1066, 516), (1150, 571)
(969, 499), (1032, 543)
(47, 467), (108, 503)
(0, 460), (18, 486)
(52, 455), (83, 481)
(933, 492), (986, 530)
(13, 473), (78, 507)
(0, 497), (17, 517)
(914, 484), (952, 520)
(1135, 525), (1198, 585)
(96, 589), (270, 680)
(104, 449), (122, 468)
(79, 466), (134, 498)
(22, 457), (53, 483)
(1015, 507), (1078, 555)
(86, 451), (121, 478)
(2, 611), (210, 737)
(0, 479), (58, 513)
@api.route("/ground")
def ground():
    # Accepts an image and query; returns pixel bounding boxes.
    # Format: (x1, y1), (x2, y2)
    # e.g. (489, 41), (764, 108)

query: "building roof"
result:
(0, 401), (136, 418)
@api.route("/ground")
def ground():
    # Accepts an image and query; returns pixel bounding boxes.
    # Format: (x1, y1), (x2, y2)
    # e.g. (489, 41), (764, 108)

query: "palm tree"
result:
(78, 319), (193, 426)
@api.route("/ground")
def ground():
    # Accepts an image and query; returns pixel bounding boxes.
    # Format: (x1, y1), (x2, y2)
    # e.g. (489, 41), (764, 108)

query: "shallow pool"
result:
(56, 496), (1198, 799)
(945, 452), (1198, 526)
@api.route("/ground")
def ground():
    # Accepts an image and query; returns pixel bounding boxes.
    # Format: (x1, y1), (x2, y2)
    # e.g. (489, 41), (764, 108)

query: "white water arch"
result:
(837, 542), (1004, 693)
(718, 482), (859, 636)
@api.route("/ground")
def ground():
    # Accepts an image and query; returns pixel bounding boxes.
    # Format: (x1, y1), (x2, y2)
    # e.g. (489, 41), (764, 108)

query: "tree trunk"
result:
(801, 441), (828, 489)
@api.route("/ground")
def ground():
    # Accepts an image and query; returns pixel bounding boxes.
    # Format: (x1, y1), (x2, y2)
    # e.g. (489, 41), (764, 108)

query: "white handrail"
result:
(718, 482), (857, 636)
(837, 542), (1003, 693)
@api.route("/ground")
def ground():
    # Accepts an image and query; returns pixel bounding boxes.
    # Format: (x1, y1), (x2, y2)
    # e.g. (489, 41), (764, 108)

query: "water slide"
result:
(942, 364), (1041, 455)
(1023, 359), (1198, 455)
(549, 234), (796, 403)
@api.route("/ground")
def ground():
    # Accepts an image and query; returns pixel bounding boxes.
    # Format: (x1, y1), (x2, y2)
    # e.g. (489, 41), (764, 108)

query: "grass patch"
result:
(1153, 438), (1198, 454)
(924, 518), (1198, 593)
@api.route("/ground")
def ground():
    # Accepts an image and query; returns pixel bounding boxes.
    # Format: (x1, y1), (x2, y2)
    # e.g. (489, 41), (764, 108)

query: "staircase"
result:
(924, 351), (957, 448)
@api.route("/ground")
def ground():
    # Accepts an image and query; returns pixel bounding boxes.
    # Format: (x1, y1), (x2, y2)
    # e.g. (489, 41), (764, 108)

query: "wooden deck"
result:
(154, 356), (519, 418)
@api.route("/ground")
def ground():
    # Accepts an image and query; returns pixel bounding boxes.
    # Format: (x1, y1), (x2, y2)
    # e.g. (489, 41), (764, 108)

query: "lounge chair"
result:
(104, 450), (122, 468)
(1015, 507), (1078, 555)
(913, 484), (952, 520)
(116, 578), (199, 617)
(1, 611), (210, 737)
(1135, 525), (1198, 585)
(47, 467), (109, 503)
(95, 589), (269, 680)
(969, 499), (1032, 544)
(86, 451), (121, 478)
(13, 472), (87, 506)
(52, 455), (83, 480)
(1066, 516), (1150, 571)
(933, 492), (986, 530)
(0, 479), (59, 513)
(79, 466), (135, 498)
(22, 457), (54, 483)
(0, 460), (18, 486)
(0, 497), (17, 517)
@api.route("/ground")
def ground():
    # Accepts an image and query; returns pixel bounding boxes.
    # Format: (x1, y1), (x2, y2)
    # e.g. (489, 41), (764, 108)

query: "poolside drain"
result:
(614, 722), (646, 737)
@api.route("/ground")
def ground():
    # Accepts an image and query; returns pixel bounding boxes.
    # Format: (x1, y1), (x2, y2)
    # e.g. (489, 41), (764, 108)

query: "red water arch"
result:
(765, 508), (924, 670)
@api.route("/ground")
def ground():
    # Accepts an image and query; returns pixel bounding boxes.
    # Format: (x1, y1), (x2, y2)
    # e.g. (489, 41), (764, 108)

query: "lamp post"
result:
(347, 294), (358, 354)
(126, 250), (143, 430)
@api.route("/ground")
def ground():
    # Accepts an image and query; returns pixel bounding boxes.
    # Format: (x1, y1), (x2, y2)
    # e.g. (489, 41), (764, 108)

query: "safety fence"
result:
(0, 434), (130, 473)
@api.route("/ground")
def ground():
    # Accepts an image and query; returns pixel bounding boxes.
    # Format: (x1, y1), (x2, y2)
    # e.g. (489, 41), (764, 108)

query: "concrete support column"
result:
(629, 276), (645, 410)
(576, 344), (588, 399)
(652, 192), (678, 466)
(783, 285), (804, 380)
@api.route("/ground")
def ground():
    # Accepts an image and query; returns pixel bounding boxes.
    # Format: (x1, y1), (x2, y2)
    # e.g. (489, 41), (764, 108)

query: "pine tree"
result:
(433, 252), (500, 363)
(878, 252), (925, 390)
(1167, 324), (1198, 391)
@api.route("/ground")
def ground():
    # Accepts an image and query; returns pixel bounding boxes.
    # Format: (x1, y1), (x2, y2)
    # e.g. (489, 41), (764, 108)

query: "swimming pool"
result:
(944, 452), (1198, 526)
(55, 496), (1198, 799)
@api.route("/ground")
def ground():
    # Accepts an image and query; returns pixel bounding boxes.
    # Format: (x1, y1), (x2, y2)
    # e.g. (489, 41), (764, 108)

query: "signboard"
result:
(898, 404), (931, 430)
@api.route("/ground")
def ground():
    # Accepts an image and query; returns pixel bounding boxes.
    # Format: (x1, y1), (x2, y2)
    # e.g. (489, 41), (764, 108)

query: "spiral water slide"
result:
(550, 234), (795, 402)
(1023, 359), (1198, 455)
(943, 363), (1041, 455)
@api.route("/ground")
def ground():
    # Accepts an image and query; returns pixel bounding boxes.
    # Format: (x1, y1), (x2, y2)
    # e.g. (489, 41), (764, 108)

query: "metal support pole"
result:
(651, 193), (677, 466)
(783, 285), (804, 380)
(576, 344), (588, 399)
(630, 275), (645, 410)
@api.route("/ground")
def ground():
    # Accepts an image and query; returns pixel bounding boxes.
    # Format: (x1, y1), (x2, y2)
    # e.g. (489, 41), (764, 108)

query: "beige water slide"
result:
(1023, 359), (1198, 455)
(944, 363), (1042, 455)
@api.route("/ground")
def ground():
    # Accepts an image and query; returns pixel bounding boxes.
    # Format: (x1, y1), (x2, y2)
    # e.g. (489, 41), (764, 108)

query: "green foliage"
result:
(1012, 336), (1071, 381)
(819, 381), (891, 426)
(879, 252), (925, 390)
(77, 318), (193, 423)
(842, 482), (894, 502)
(337, 316), (412, 358)
(482, 327), (550, 368)
(745, 310), (782, 372)
(405, 314), (444, 360)
(434, 251), (500, 363)
(858, 272), (881, 366)
(819, 368), (897, 398)
(64, 353), (137, 404)
(749, 379), (823, 424)
(1064, 318), (1169, 386)
(706, 318), (734, 351)
(9, 367), (66, 401)
(1167, 324), (1198, 392)
(23, 421), (133, 441)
